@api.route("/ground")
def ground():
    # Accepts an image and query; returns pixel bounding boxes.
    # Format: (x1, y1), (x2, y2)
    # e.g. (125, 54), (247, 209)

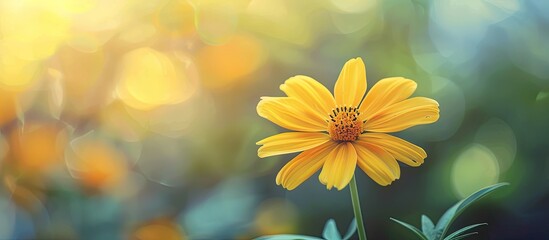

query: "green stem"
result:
(350, 174), (367, 240)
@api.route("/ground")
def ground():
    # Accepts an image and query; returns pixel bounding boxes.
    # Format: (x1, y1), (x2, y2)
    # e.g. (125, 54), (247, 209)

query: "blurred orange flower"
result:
(197, 35), (266, 89)
(0, 89), (17, 127)
(74, 141), (128, 191)
(257, 58), (440, 190)
(131, 218), (186, 240)
(8, 123), (68, 172)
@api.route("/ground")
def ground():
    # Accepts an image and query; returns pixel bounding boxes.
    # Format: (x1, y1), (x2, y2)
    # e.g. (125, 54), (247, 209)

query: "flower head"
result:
(257, 58), (440, 190)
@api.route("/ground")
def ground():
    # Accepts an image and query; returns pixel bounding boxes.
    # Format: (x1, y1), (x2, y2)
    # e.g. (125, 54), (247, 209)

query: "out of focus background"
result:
(0, 0), (547, 239)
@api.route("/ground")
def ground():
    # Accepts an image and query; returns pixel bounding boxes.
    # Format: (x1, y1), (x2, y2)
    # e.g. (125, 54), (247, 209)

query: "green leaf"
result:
(390, 218), (428, 240)
(443, 223), (487, 240)
(433, 204), (459, 239)
(448, 232), (478, 240)
(342, 219), (357, 240)
(434, 183), (508, 239)
(421, 215), (435, 240)
(457, 183), (508, 213)
(323, 219), (342, 240)
(254, 235), (324, 240)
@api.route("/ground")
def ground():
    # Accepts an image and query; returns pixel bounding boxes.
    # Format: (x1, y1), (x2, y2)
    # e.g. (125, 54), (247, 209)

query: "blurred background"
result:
(0, 0), (547, 239)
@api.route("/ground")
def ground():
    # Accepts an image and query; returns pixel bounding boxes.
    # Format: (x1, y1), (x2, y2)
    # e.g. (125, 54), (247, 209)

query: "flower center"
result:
(327, 106), (364, 142)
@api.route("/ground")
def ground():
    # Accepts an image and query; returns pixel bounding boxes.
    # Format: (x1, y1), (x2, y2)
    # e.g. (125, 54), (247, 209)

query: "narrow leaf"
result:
(457, 183), (509, 213)
(448, 232), (478, 240)
(421, 215), (435, 240)
(444, 223), (487, 240)
(435, 183), (508, 238)
(342, 218), (357, 240)
(254, 234), (324, 240)
(323, 219), (342, 240)
(433, 203), (459, 239)
(390, 218), (428, 240)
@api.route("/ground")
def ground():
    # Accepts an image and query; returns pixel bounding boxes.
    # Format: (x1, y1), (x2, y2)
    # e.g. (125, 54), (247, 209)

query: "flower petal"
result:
(280, 75), (336, 117)
(358, 133), (426, 166)
(257, 132), (331, 158)
(363, 97), (440, 132)
(358, 77), (417, 120)
(276, 141), (337, 190)
(318, 142), (357, 190)
(257, 97), (328, 132)
(353, 141), (400, 186)
(334, 57), (367, 107)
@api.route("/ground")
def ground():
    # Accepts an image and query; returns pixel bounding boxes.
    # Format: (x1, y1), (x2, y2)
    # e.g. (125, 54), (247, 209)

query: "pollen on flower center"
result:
(327, 106), (364, 142)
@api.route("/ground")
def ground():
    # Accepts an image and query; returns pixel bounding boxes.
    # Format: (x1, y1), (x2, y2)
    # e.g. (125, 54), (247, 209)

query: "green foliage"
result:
(341, 218), (358, 240)
(254, 235), (323, 240)
(446, 232), (479, 240)
(421, 215), (435, 238)
(323, 219), (341, 240)
(390, 218), (428, 240)
(444, 223), (487, 240)
(391, 183), (508, 240)
(255, 219), (357, 240)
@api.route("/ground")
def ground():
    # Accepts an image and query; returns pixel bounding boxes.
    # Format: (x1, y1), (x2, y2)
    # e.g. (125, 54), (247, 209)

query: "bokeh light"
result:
(196, 34), (266, 89)
(0, 0), (71, 61)
(452, 144), (500, 198)
(154, 0), (196, 37)
(245, 0), (315, 47)
(131, 218), (186, 240)
(504, 15), (549, 84)
(195, 0), (241, 45)
(116, 48), (196, 110)
(53, 45), (106, 117)
(0, 55), (43, 92)
(73, 141), (128, 192)
(0, 0), (546, 238)
(7, 123), (68, 172)
(428, 0), (520, 63)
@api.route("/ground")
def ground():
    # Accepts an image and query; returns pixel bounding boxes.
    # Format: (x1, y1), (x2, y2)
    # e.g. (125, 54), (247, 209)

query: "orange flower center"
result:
(327, 106), (364, 142)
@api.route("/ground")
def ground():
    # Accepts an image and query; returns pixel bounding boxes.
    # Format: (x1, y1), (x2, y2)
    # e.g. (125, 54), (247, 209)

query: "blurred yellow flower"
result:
(257, 58), (440, 190)
(115, 48), (196, 110)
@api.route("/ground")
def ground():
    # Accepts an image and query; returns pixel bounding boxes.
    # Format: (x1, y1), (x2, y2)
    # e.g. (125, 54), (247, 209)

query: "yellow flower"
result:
(256, 58), (440, 190)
